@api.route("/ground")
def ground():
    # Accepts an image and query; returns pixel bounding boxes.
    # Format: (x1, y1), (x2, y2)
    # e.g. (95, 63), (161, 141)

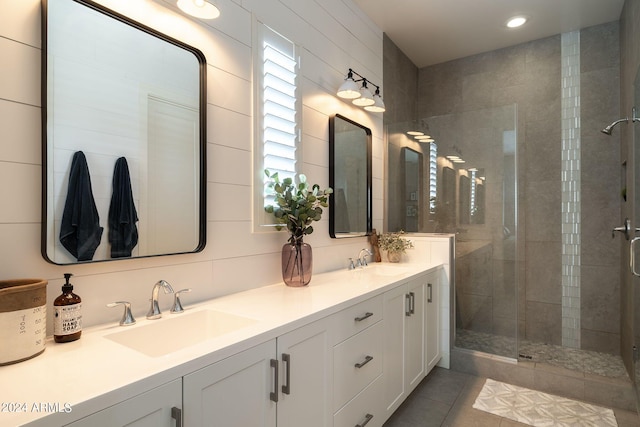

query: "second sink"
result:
(105, 310), (258, 357)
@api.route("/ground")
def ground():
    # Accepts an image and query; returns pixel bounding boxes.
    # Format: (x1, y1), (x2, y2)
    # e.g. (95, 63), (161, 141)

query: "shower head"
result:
(601, 117), (629, 135)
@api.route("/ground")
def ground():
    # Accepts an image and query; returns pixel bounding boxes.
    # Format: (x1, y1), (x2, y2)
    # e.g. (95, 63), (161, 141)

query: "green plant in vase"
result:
(377, 230), (413, 262)
(264, 170), (332, 286)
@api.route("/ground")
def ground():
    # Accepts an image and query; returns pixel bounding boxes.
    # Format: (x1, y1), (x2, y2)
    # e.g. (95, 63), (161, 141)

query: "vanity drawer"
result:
(332, 294), (383, 345)
(334, 374), (384, 427)
(333, 320), (383, 410)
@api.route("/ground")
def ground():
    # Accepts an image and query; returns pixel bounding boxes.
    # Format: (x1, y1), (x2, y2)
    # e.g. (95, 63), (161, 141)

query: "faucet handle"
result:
(107, 301), (136, 326)
(349, 258), (357, 270)
(171, 289), (192, 313)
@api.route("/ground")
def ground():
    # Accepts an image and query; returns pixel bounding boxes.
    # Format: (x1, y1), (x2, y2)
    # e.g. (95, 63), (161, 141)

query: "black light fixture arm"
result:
(347, 68), (382, 94)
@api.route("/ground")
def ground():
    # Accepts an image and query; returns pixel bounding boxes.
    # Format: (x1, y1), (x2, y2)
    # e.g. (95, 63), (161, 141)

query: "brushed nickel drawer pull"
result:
(171, 407), (182, 427)
(428, 283), (433, 303)
(354, 312), (373, 322)
(409, 291), (415, 314)
(354, 355), (373, 368)
(405, 293), (411, 316)
(356, 413), (374, 427)
(270, 358), (279, 402)
(282, 353), (291, 395)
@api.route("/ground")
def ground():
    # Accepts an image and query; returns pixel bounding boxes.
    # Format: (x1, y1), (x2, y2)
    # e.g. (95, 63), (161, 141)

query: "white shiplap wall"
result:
(0, 0), (384, 333)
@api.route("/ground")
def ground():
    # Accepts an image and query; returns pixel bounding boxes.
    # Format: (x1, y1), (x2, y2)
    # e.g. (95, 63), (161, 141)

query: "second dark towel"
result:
(108, 157), (138, 258)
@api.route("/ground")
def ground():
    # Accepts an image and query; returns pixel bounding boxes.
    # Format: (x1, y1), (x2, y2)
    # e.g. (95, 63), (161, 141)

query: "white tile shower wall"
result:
(0, 0), (386, 333)
(560, 31), (581, 349)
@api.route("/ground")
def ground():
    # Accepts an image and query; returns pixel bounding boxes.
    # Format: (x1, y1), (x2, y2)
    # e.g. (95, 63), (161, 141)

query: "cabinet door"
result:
(276, 317), (332, 427)
(382, 284), (407, 415)
(183, 340), (277, 427)
(425, 271), (441, 373)
(405, 276), (425, 394)
(66, 379), (182, 427)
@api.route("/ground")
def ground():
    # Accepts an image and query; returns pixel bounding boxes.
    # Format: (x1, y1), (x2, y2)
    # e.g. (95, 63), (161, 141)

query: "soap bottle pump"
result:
(53, 273), (82, 343)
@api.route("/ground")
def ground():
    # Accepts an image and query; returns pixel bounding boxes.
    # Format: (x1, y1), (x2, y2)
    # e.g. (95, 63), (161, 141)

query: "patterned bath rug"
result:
(472, 378), (618, 426)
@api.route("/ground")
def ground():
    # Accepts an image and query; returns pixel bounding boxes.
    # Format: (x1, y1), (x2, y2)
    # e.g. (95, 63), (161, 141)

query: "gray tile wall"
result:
(619, 0), (640, 376)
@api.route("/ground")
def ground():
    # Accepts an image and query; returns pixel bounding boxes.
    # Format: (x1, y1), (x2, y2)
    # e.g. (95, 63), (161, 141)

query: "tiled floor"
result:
(383, 367), (640, 427)
(455, 329), (628, 379)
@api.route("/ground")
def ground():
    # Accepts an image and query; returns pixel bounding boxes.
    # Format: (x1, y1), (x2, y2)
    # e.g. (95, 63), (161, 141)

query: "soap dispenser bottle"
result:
(53, 273), (82, 343)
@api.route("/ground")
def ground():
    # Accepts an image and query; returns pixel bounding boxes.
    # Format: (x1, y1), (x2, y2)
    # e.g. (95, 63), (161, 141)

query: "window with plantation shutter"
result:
(254, 23), (301, 229)
(429, 142), (437, 214)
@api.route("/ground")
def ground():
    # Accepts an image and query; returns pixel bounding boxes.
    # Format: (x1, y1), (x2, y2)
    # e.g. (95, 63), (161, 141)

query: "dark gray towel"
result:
(108, 157), (138, 258)
(59, 151), (103, 261)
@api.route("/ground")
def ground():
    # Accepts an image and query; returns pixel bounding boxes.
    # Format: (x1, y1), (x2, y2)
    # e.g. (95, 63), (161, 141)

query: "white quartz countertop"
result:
(1, 261), (440, 426)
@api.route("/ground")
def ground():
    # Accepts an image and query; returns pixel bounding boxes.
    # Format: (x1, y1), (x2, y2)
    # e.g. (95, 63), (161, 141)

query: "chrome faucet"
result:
(358, 248), (373, 267)
(147, 280), (174, 319)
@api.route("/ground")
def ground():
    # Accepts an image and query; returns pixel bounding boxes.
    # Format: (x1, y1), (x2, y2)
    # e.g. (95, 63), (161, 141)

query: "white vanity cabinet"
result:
(183, 340), (277, 426)
(65, 379), (182, 427)
(13, 260), (449, 427)
(382, 274), (426, 416)
(425, 270), (441, 374)
(183, 317), (332, 427)
(332, 295), (385, 427)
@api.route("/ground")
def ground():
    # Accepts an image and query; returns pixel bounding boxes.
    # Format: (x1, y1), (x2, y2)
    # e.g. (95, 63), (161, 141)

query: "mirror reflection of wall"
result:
(43, 0), (206, 264)
(386, 106), (515, 237)
(402, 147), (422, 232)
(329, 114), (372, 238)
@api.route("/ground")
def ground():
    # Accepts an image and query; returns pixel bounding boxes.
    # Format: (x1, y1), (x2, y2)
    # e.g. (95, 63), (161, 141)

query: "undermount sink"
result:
(367, 264), (410, 277)
(105, 310), (258, 357)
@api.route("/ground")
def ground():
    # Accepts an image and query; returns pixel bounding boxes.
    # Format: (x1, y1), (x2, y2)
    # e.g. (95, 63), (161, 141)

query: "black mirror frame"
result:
(41, 0), (207, 264)
(328, 114), (372, 238)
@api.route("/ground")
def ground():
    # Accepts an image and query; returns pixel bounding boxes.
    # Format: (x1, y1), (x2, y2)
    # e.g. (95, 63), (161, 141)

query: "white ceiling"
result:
(353, 0), (625, 68)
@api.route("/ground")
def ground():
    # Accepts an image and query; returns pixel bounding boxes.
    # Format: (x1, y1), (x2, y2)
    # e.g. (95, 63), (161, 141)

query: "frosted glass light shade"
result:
(364, 93), (385, 112)
(337, 78), (361, 99)
(352, 85), (375, 106)
(177, 0), (220, 19)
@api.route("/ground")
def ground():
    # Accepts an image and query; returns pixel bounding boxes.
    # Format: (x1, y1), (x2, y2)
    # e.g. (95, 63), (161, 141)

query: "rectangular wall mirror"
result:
(328, 114), (372, 238)
(42, 0), (207, 264)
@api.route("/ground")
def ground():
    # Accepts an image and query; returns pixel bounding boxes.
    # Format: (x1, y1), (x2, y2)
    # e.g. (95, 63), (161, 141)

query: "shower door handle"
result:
(631, 237), (640, 277)
(613, 218), (631, 240)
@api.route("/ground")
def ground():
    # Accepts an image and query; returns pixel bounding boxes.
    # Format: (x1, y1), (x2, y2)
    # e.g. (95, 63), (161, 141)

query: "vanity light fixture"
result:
(365, 87), (386, 112)
(177, 0), (220, 19)
(337, 68), (385, 112)
(506, 16), (527, 28)
(352, 80), (375, 107)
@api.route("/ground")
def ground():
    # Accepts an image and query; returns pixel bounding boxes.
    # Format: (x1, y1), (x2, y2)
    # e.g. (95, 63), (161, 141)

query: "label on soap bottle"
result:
(54, 303), (82, 336)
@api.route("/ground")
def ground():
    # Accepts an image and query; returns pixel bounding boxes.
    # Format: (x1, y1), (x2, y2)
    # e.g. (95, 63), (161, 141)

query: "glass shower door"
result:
(386, 105), (519, 360)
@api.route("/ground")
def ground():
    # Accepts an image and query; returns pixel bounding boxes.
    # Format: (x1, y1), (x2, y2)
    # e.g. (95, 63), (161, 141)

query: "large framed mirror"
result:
(42, 0), (207, 264)
(328, 114), (372, 238)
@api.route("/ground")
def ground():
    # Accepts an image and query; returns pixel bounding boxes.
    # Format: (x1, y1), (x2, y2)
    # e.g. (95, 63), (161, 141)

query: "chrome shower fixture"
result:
(601, 117), (628, 135)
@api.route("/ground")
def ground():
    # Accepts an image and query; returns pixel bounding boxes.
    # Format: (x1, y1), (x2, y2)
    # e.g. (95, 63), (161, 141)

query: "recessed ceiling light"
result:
(506, 16), (527, 28)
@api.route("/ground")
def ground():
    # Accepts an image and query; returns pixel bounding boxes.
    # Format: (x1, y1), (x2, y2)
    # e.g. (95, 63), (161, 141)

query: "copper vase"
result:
(281, 241), (312, 287)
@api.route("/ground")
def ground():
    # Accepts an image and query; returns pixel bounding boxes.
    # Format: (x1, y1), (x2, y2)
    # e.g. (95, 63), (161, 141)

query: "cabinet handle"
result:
(354, 355), (373, 368)
(428, 283), (433, 303)
(632, 238), (640, 276)
(171, 407), (182, 427)
(405, 293), (411, 316)
(409, 291), (415, 314)
(355, 413), (374, 427)
(282, 353), (291, 395)
(270, 359), (279, 402)
(354, 312), (373, 322)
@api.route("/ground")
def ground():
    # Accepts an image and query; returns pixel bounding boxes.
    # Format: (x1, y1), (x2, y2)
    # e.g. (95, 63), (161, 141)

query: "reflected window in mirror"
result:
(42, 0), (207, 264)
(329, 114), (372, 238)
